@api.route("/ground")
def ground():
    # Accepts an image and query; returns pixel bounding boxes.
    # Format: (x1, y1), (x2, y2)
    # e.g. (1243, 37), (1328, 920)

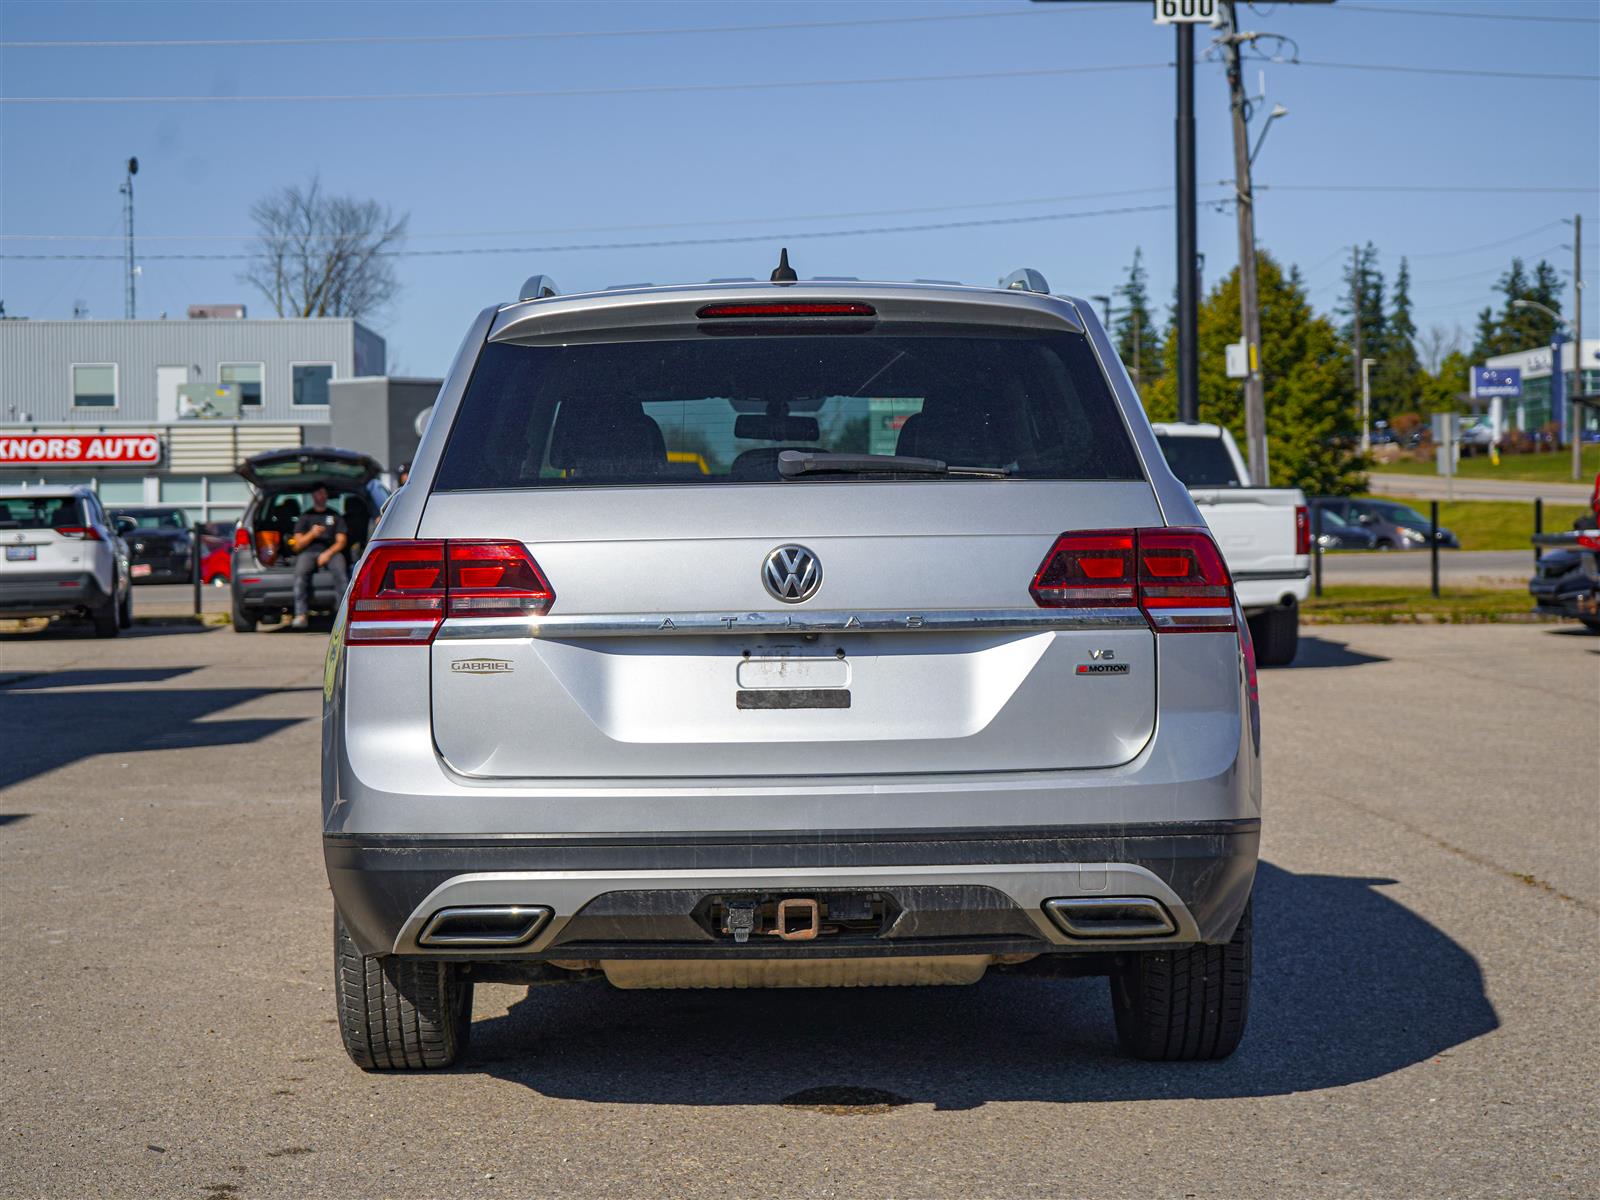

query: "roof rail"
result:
(518, 274), (561, 301)
(998, 268), (1050, 295)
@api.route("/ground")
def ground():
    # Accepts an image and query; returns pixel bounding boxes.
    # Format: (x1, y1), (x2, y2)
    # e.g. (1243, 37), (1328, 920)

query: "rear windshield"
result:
(0, 496), (85, 530)
(1154, 435), (1241, 488)
(111, 507), (189, 530)
(433, 330), (1143, 490)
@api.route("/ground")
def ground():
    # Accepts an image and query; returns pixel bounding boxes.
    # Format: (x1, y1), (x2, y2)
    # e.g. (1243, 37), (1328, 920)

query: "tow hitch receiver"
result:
(773, 897), (820, 941)
(707, 892), (890, 942)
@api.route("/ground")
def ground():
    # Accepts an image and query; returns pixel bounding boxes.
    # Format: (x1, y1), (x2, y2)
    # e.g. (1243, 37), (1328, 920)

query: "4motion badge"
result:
(1076, 649), (1129, 677)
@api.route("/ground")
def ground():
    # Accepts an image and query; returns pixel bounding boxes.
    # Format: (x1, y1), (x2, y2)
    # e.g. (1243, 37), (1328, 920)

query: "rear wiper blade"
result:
(777, 450), (1010, 479)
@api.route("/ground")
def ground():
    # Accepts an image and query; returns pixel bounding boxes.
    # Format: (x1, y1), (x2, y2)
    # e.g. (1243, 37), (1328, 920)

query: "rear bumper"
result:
(0, 571), (108, 617)
(232, 565), (344, 612)
(1234, 568), (1310, 613)
(325, 821), (1259, 959)
(129, 556), (191, 584)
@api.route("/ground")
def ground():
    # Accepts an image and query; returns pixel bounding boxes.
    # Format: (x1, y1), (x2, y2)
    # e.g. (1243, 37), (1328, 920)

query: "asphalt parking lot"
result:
(1, 621), (1596, 1198)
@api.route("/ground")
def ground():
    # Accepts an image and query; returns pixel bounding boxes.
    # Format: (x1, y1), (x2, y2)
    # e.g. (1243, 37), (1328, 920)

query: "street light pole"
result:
(118, 157), (138, 320)
(1175, 20), (1198, 424)
(1574, 213), (1584, 482)
(1361, 357), (1376, 455)
(1511, 298), (1570, 457)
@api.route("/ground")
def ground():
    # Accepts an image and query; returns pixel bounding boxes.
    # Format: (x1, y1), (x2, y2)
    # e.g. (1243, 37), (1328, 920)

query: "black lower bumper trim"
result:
(326, 822), (1259, 958)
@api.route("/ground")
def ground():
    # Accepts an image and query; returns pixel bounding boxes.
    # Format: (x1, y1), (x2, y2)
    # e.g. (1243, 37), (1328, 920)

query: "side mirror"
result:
(114, 515), (136, 534)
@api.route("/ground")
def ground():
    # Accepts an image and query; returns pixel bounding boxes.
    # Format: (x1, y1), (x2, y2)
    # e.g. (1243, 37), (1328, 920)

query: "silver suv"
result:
(323, 265), (1261, 1070)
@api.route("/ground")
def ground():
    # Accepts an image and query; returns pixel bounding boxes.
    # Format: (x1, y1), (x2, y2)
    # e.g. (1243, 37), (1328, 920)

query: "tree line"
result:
(1112, 243), (1569, 495)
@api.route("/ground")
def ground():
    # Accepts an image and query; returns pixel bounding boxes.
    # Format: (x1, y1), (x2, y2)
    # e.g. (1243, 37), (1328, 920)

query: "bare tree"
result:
(242, 177), (408, 319)
(1418, 323), (1463, 375)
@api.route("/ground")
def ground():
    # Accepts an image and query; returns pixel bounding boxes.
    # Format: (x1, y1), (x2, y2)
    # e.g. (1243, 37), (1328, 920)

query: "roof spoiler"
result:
(518, 274), (561, 302)
(998, 268), (1050, 295)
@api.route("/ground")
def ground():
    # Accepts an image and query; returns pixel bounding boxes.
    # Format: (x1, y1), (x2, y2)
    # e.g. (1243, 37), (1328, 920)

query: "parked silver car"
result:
(322, 266), (1261, 1070)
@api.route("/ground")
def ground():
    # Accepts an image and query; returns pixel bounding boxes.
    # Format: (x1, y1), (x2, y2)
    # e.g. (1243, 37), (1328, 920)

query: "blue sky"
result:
(2, 0), (1596, 375)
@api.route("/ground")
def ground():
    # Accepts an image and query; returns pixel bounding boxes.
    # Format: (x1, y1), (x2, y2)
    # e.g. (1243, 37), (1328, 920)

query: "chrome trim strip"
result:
(435, 607), (1150, 641)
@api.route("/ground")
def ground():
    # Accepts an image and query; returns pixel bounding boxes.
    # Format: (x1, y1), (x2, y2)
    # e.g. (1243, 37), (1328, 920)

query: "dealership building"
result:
(1482, 338), (1600, 436)
(0, 312), (435, 528)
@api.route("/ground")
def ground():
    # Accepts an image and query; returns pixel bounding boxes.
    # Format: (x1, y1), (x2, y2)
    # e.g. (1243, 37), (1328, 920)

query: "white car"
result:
(0, 485), (132, 636)
(1149, 423), (1310, 665)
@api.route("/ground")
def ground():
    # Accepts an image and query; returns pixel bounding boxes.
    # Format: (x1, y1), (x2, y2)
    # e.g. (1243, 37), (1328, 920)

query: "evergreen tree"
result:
(1337, 242), (1389, 361)
(1112, 248), (1163, 391)
(1471, 258), (1564, 357)
(1143, 252), (1365, 496)
(1376, 256), (1423, 419)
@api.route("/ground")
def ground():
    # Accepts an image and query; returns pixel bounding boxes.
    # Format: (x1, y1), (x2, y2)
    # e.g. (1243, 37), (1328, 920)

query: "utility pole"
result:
(1351, 244), (1364, 440)
(1361, 357), (1376, 455)
(1221, 3), (1266, 482)
(1574, 212), (1584, 482)
(1175, 21), (1198, 423)
(119, 157), (139, 320)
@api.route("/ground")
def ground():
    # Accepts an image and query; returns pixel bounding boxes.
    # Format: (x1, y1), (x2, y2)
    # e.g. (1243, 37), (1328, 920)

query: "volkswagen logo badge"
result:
(762, 544), (821, 603)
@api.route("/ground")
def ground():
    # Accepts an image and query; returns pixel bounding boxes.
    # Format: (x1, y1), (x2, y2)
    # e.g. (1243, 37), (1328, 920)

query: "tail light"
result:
(56, 526), (103, 541)
(347, 539), (554, 645)
(255, 529), (281, 565)
(446, 541), (555, 617)
(1577, 532), (1600, 551)
(1029, 533), (1135, 607)
(1031, 527), (1235, 633)
(697, 302), (876, 318)
(1294, 505), (1311, 556)
(233, 526), (250, 548)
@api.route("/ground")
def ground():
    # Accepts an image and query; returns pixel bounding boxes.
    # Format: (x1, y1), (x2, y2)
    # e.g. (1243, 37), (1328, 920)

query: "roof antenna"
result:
(770, 247), (798, 283)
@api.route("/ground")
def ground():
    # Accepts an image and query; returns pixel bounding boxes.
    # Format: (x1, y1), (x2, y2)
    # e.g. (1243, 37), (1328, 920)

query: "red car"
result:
(201, 541), (231, 586)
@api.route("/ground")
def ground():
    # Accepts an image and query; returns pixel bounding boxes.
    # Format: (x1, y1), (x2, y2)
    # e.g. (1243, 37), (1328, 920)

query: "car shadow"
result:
(1278, 635), (1389, 669)
(0, 667), (197, 690)
(464, 862), (1496, 1107)
(0, 619), (219, 640)
(0, 813), (29, 828)
(0, 678), (316, 790)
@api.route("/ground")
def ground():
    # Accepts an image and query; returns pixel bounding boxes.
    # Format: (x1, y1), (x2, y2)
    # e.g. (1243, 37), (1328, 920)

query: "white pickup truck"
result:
(1151, 422), (1310, 666)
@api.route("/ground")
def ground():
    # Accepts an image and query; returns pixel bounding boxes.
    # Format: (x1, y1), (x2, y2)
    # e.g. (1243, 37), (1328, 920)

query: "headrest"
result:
(549, 399), (667, 479)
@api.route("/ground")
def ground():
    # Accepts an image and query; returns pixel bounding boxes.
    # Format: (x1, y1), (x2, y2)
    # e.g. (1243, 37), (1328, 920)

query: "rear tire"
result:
(230, 592), (256, 633)
(334, 912), (472, 1071)
(117, 585), (133, 629)
(1247, 605), (1299, 667)
(91, 588), (120, 638)
(1110, 899), (1252, 1061)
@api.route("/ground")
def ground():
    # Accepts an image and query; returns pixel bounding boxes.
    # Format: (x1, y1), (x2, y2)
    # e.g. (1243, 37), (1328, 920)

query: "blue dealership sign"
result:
(1471, 367), (1522, 398)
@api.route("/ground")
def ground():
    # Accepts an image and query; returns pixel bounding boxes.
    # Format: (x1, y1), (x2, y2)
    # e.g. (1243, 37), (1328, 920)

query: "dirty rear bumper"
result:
(324, 820), (1258, 959)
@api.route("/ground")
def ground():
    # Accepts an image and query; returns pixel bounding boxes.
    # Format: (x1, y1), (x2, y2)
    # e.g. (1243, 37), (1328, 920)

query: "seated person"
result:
(286, 486), (348, 629)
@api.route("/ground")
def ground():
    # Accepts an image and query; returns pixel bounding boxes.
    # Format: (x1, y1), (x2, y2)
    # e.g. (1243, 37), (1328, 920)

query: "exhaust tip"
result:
(417, 905), (552, 947)
(1043, 896), (1176, 939)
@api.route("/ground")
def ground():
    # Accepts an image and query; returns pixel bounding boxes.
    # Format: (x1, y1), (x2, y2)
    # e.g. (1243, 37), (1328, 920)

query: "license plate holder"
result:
(131, 563), (152, 577)
(5, 546), (36, 561)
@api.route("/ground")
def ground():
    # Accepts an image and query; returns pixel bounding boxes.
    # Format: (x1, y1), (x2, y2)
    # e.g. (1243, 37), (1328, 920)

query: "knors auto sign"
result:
(0, 433), (163, 467)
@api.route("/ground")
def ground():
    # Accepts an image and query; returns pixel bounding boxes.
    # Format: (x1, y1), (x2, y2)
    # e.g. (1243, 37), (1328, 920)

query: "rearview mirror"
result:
(734, 414), (821, 443)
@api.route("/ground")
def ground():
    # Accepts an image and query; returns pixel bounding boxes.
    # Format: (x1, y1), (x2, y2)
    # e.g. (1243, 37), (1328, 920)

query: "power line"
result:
(0, 186), (1194, 243)
(0, 200), (1178, 262)
(0, 5), (1115, 50)
(0, 62), (1170, 105)
(1258, 184), (1596, 195)
(6, 53), (1595, 105)
(1292, 58), (1598, 83)
(1336, 3), (1600, 25)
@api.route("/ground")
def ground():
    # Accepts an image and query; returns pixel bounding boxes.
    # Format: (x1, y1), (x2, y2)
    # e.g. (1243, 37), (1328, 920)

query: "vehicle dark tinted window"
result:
(433, 331), (1143, 490)
(111, 507), (189, 530)
(1154, 435), (1241, 488)
(0, 496), (85, 529)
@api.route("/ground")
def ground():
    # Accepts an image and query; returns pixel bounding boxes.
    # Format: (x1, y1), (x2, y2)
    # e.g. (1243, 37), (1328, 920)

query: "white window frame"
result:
(289, 360), (337, 407)
(218, 361), (266, 407)
(69, 362), (119, 410)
